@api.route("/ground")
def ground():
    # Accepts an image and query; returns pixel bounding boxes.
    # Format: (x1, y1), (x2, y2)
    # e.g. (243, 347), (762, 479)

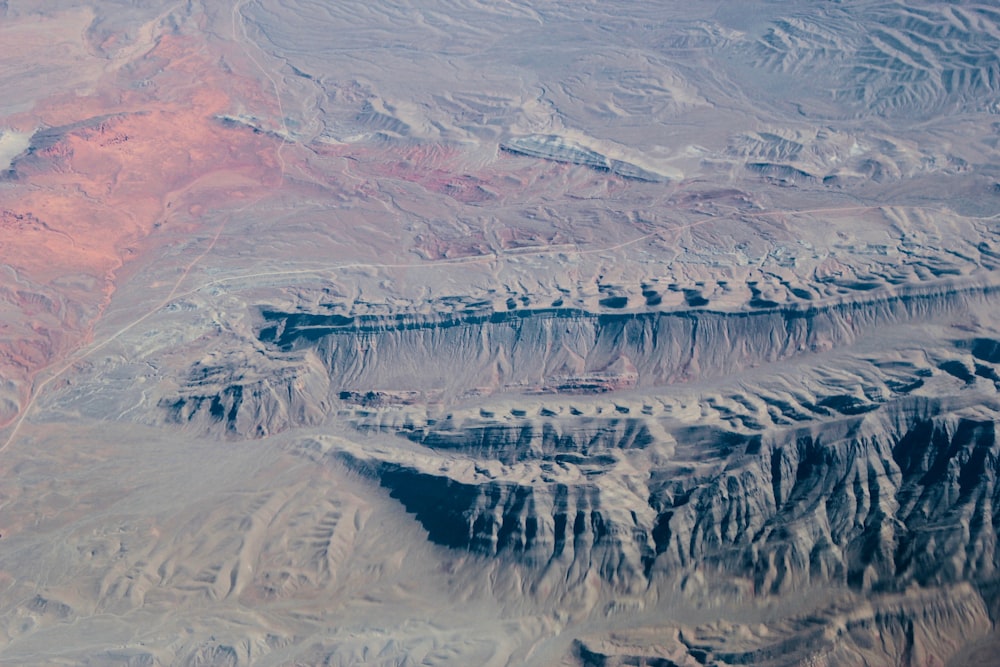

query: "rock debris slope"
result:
(1, 1), (1000, 665)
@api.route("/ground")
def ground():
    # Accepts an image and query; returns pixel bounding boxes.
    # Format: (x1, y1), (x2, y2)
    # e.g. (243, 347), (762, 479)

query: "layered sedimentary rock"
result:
(329, 389), (1000, 594)
(164, 279), (997, 437)
(145, 270), (1000, 666)
(501, 135), (668, 182)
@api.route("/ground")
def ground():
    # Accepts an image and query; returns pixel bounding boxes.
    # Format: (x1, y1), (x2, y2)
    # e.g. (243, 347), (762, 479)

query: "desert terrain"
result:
(1, 1), (1000, 665)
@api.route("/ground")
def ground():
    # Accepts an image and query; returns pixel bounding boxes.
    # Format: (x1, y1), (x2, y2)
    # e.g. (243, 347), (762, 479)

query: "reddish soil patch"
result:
(0, 32), (283, 427)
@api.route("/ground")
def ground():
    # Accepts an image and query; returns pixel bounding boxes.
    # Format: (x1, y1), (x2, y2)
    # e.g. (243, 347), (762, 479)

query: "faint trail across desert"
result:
(0, 214), (690, 457)
(0, 209), (234, 456)
(0, 0), (291, 457)
(0, 200), (972, 456)
(232, 0), (289, 178)
(1, 164), (991, 459)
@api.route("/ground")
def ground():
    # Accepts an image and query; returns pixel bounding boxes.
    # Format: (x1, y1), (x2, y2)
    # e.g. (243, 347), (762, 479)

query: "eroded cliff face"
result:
(327, 365), (1000, 664)
(332, 395), (1000, 596)
(148, 276), (1000, 665)
(163, 279), (998, 438)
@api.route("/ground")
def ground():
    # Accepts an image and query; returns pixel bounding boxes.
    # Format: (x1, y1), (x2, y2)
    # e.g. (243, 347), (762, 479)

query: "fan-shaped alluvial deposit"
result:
(1, 1), (1000, 665)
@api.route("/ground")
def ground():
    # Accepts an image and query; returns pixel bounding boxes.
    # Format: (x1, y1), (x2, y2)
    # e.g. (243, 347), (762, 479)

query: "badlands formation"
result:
(1, 1), (1000, 665)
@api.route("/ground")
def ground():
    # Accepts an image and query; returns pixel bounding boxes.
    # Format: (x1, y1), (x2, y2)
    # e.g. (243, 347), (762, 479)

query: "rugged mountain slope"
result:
(143, 273), (1000, 665)
(165, 278), (997, 434)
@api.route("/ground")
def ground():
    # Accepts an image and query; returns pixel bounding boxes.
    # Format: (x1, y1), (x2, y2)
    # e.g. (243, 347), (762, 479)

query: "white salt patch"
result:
(0, 129), (31, 170)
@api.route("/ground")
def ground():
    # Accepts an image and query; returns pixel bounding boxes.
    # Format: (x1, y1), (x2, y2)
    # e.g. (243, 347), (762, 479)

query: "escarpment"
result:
(157, 277), (1000, 605)
(151, 269), (1000, 641)
(330, 394), (1000, 598)
(141, 227), (1000, 667)
(164, 279), (999, 437)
